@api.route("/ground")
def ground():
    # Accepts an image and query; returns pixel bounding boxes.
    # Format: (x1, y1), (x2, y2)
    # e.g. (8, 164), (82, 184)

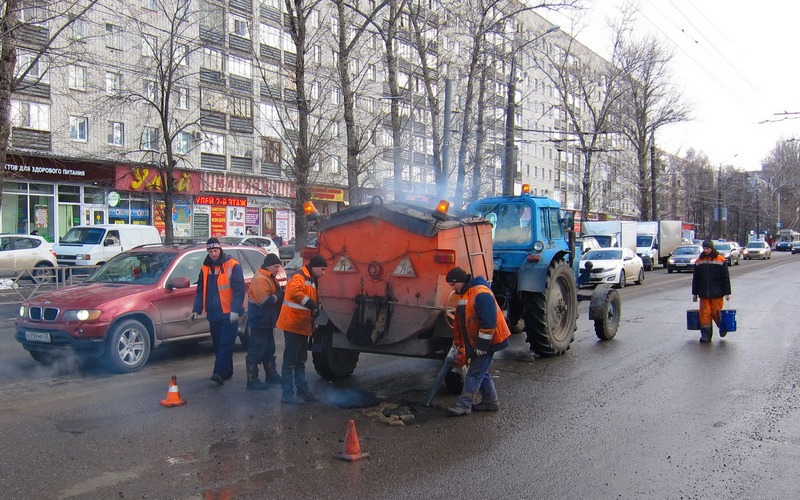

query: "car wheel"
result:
(32, 263), (56, 284)
(667, 267), (673, 274)
(106, 319), (151, 373)
(615, 270), (626, 289)
(635, 268), (644, 285)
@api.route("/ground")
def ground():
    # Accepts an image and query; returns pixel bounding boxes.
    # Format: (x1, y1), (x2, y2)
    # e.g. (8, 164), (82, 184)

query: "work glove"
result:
(475, 349), (488, 357)
(190, 312), (198, 321)
(229, 311), (239, 323)
(305, 299), (317, 312)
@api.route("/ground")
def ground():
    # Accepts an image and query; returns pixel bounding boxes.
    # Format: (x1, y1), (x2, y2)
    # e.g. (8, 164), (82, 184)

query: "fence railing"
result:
(0, 266), (100, 305)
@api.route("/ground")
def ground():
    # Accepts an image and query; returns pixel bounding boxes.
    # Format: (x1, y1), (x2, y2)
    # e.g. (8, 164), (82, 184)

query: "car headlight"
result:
(667, 258), (674, 264)
(62, 309), (103, 321)
(19, 305), (26, 317)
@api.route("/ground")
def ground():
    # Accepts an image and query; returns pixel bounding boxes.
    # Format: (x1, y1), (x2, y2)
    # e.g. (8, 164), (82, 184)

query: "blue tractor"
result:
(468, 188), (620, 355)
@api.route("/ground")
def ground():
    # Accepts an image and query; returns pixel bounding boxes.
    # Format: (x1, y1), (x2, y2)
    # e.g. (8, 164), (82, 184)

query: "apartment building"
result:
(5, 0), (637, 243)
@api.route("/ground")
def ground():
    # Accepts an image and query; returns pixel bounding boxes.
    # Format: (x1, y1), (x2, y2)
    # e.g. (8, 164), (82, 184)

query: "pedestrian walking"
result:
(276, 254), (327, 405)
(444, 266), (510, 416)
(244, 253), (285, 390)
(692, 239), (732, 342)
(192, 237), (246, 385)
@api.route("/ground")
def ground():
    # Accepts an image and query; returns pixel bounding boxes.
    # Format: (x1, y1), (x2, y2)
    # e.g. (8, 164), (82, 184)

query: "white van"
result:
(53, 224), (162, 267)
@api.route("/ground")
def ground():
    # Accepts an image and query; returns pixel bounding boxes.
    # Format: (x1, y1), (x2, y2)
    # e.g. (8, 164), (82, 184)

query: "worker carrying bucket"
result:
(691, 240), (732, 343)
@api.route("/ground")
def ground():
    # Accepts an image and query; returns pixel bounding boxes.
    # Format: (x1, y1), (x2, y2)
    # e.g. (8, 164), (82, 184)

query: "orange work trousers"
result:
(698, 297), (724, 329)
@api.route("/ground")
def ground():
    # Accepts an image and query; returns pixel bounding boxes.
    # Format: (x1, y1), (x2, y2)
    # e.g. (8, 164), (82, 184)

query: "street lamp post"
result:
(503, 25), (559, 196)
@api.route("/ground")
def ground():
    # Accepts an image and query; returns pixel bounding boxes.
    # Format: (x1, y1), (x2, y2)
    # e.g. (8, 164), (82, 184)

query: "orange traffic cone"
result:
(160, 375), (187, 407)
(333, 419), (369, 462)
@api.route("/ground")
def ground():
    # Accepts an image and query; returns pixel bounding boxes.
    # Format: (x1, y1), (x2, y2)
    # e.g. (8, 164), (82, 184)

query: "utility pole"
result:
(650, 130), (657, 220)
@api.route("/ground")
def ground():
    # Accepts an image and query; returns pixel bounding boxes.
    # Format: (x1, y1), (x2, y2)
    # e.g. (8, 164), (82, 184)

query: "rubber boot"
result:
(246, 363), (269, 390)
(699, 327), (712, 343)
(263, 357), (283, 385)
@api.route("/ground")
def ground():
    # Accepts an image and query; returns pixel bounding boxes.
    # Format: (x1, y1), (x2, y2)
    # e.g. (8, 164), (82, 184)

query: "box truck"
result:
(580, 221), (637, 254)
(636, 220), (683, 270)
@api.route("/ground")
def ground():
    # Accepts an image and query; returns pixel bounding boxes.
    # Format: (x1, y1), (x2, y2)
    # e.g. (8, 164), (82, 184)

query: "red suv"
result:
(15, 243), (269, 372)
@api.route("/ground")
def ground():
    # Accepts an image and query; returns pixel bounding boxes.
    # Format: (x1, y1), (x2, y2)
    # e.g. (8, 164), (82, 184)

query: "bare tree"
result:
(1, 0), (97, 202)
(615, 31), (691, 221)
(761, 138), (800, 231)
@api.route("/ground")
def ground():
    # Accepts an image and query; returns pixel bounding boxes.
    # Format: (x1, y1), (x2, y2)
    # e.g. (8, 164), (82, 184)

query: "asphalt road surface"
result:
(1, 253), (799, 499)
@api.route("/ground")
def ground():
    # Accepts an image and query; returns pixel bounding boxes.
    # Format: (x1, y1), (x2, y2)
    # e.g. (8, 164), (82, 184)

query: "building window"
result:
(105, 23), (123, 50)
(176, 44), (189, 66)
(228, 55), (252, 78)
(141, 126), (159, 150)
(11, 101), (50, 131)
(105, 71), (122, 96)
(313, 45), (321, 63)
(260, 24), (281, 49)
(175, 87), (189, 109)
(108, 121), (124, 146)
(144, 80), (157, 102)
(202, 47), (224, 72)
(68, 65), (86, 90)
(142, 0), (157, 10)
(262, 137), (281, 164)
(201, 132), (224, 154)
(310, 81), (319, 99)
(70, 18), (88, 40)
(311, 160), (320, 172)
(231, 16), (250, 38)
(69, 116), (88, 142)
(175, 131), (192, 154)
(229, 96), (252, 118)
(15, 51), (46, 82)
(142, 34), (157, 57)
(20, 1), (42, 23)
(331, 156), (341, 174)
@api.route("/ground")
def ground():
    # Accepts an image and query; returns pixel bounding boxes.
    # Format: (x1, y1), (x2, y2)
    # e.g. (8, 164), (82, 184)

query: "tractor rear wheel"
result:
(311, 323), (360, 380)
(523, 260), (578, 356)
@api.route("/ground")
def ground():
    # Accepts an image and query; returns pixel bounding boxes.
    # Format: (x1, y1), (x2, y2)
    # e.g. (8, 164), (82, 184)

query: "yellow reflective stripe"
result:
(458, 299), (468, 305)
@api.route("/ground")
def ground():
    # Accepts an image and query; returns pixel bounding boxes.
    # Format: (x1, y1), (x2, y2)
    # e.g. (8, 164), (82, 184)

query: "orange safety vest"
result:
(276, 266), (318, 337)
(453, 283), (511, 351)
(200, 258), (239, 314)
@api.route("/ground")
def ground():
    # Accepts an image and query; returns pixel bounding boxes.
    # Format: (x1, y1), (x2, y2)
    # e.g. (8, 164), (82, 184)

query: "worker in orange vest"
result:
(192, 237), (246, 385)
(445, 266), (511, 416)
(276, 254), (327, 405)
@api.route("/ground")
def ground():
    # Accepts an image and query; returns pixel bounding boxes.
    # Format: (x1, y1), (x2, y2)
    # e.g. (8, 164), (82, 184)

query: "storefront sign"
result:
(6, 162), (114, 182)
(210, 206), (227, 237)
(115, 166), (201, 195)
(107, 191), (121, 207)
(193, 205), (210, 239)
(311, 187), (345, 202)
(203, 172), (295, 198)
(195, 195), (247, 207)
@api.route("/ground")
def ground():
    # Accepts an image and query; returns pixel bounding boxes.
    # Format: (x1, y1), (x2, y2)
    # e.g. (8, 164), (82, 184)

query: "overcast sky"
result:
(540, 0), (800, 171)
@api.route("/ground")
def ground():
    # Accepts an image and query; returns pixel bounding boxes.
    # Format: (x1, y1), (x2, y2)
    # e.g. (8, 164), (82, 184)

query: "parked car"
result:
(714, 241), (740, 266)
(15, 243), (270, 372)
(775, 240), (793, 252)
(666, 245), (703, 273)
(217, 235), (280, 258)
(791, 241), (800, 254)
(0, 234), (58, 282)
(579, 247), (644, 288)
(743, 240), (771, 260)
(52, 224), (161, 268)
(576, 236), (602, 255)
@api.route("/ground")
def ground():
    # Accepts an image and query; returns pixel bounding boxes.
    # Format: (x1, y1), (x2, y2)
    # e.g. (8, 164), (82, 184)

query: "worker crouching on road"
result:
(276, 254), (327, 405)
(245, 253), (285, 390)
(445, 266), (510, 416)
(692, 239), (732, 343)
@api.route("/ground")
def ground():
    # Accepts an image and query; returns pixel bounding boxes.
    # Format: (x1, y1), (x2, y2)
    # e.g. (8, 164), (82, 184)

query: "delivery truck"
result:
(635, 220), (683, 270)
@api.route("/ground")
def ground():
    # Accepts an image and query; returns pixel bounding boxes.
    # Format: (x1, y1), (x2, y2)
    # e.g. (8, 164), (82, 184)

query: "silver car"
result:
(0, 234), (58, 282)
(667, 245), (703, 273)
(714, 242), (740, 266)
(743, 240), (771, 260)
(579, 247), (645, 288)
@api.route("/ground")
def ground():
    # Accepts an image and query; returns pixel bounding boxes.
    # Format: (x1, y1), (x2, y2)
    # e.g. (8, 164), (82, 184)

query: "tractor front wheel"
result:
(522, 260), (578, 356)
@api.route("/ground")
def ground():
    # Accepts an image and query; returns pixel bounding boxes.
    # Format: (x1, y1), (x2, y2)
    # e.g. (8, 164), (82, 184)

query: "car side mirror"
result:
(168, 276), (191, 290)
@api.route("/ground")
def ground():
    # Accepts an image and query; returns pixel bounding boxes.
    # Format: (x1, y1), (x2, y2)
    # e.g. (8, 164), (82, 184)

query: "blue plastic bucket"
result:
(720, 309), (737, 332)
(686, 309), (700, 330)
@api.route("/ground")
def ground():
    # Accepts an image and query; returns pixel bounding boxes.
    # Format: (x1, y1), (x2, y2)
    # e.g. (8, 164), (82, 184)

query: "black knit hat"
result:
(309, 255), (328, 268)
(702, 239), (714, 249)
(263, 253), (282, 267)
(206, 237), (222, 249)
(445, 267), (470, 283)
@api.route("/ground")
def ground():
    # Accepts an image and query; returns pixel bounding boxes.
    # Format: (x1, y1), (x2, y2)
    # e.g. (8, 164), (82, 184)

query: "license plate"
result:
(25, 331), (51, 343)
